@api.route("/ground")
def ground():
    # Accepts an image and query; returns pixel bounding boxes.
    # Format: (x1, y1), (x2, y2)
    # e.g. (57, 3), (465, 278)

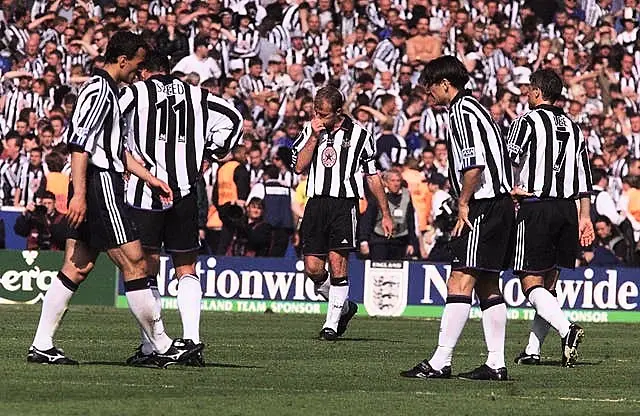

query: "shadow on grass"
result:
(537, 360), (603, 367)
(319, 337), (403, 343)
(81, 361), (263, 369)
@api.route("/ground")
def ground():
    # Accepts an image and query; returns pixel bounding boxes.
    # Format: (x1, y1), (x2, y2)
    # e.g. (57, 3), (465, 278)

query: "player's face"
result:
(428, 80), (448, 106)
(314, 100), (341, 131)
(121, 48), (146, 84)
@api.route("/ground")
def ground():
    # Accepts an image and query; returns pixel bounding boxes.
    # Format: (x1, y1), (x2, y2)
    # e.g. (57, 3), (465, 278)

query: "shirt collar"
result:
(93, 68), (119, 96)
(450, 89), (471, 107)
(534, 103), (565, 115)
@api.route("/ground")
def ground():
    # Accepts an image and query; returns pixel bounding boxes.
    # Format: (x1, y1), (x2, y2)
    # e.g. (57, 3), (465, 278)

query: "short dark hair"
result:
(264, 164), (279, 179)
(249, 56), (263, 68)
(594, 215), (612, 227)
(420, 55), (469, 90)
(591, 168), (607, 184)
(140, 50), (170, 74)
(314, 86), (344, 112)
(40, 191), (56, 201)
(45, 152), (65, 172)
(530, 69), (564, 102)
(104, 31), (147, 64)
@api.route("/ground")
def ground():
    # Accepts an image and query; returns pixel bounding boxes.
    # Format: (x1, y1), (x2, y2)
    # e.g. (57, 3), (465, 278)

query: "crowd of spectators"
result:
(2, 0), (640, 265)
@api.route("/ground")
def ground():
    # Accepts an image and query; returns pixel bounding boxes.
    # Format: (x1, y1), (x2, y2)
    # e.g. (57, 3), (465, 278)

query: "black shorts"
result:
(301, 196), (358, 256)
(449, 195), (515, 272)
(513, 198), (578, 274)
(127, 192), (200, 253)
(67, 167), (139, 250)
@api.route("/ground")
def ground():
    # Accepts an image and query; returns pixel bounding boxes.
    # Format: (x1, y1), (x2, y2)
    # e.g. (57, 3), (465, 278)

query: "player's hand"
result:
(66, 195), (87, 229)
(147, 177), (173, 205)
(579, 217), (594, 247)
(310, 117), (325, 136)
(406, 245), (414, 257)
(360, 241), (370, 256)
(452, 202), (473, 238)
(381, 214), (394, 239)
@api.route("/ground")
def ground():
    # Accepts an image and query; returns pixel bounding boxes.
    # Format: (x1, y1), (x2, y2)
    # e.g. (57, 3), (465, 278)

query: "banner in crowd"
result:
(116, 256), (640, 323)
(0, 250), (117, 306)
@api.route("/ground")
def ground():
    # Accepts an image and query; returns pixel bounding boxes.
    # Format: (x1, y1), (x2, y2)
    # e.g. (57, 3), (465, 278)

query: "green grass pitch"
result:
(1, 305), (639, 415)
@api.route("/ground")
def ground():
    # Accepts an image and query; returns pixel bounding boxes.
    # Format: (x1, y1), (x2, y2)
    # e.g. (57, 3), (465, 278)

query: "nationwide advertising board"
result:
(0, 250), (117, 306)
(116, 256), (640, 323)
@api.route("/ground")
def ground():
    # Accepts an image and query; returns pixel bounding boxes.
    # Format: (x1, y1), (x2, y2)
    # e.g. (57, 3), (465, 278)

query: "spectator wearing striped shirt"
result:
(507, 69), (593, 367)
(402, 55), (514, 381)
(372, 28), (407, 74)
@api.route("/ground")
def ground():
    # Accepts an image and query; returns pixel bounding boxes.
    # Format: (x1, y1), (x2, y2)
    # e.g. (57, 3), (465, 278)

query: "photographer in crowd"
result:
(13, 191), (65, 251)
(359, 169), (419, 261)
(218, 197), (272, 257)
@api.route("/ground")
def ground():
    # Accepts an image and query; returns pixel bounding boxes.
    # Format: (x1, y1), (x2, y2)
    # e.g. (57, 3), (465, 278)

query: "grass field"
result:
(1, 305), (639, 416)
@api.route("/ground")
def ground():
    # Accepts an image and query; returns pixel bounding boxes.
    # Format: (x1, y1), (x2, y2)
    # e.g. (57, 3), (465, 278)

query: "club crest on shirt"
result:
(321, 146), (337, 168)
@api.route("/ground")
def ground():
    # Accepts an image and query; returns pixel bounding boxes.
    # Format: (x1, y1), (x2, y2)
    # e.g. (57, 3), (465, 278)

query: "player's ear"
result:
(117, 54), (128, 69)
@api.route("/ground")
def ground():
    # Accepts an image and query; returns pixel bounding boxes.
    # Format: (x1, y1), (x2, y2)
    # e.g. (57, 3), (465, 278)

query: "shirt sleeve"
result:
(65, 78), (110, 155)
(449, 104), (485, 172)
(506, 115), (532, 167)
(204, 95), (243, 161)
(360, 128), (378, 175)
(290, 122), (312, 170)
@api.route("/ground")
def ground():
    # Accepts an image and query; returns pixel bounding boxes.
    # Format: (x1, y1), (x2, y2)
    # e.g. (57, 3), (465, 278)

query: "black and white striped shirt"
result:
(65, 69), (126, 172)
(120, 75), (243, 210)
(149, 0), (173, 16)
(282, 4), (301, 32)
(16, 164), (46, 207)
(0, 155), (26, 205)
(372, 39), (401, 73)
(268, 25), (290, 52)
(507, 104), (592, 199)
(230, 29), (260, 58)
(420, 107), (449, 141)
(447, 91), (513, 199)
(239, 74), (267, 97)
(5, 24), (29, 54)
(2, 89), (31, 131)
(345, 42), (367, 61)
(291, 116), (377, 199)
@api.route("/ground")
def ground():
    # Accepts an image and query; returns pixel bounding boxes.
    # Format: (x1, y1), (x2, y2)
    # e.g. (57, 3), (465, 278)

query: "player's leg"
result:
(304, 254), (329, 300)
(516, 200), (583, 367)
(401, 269), (476, 378)
(300, 197), (331, 300)
(458, 272), (508, 380)
(164, 193), (205, 347)
(516, 269), (558, 365)
(28, 238), (98, 364)
(321, 198), (360, 339)
(173, 251), (201, 344)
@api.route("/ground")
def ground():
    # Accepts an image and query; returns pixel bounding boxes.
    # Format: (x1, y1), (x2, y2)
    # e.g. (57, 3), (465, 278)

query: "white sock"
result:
(527, 287), (570, 338)
(139, 285), (161, 356)
(177, 274), (202, 344)
(125, 278), (172, 354)
(312, 273), (330, 300)
(32, 275), (76, 350)
(481, 299), (507, 369)
(429, 296), (471, 370)
(525, 312), (551, 356)
(323, 277), (349, 331)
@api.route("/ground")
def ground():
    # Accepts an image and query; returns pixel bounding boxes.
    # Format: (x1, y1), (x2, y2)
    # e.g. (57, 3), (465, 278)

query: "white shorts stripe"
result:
(515, 221), (525, 270)
(100, 172), (127, 245)
(351, 205), (356, 246)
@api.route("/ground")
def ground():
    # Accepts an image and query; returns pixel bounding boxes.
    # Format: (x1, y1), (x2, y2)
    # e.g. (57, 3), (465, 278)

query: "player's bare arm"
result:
(452, 167), (482, 237)
(294, 117), (324, 174)
(67, 151), (89, 229)
(124, 151), (173, 204)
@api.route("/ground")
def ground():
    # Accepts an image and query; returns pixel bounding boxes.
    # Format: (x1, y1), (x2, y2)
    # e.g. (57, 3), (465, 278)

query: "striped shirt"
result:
(230, 28), (260, 58)
(291, 116), (377, 199)
(372, 39), (401, 73)
(16, 164), (46, 207)
(506, 104), (592, 199)
(2, 89), (31, 131)
(268, 25), (290, 52)
(420, 107), (449, 141)
(5, 24), (29, 54)
(65, 69), (126, 172)
(282, 4), (301, 32)
(149, 0), (173, 16)
(447, 91), (513, 199)
(0, 155), (27, 205)
(120, 75), (243, 210)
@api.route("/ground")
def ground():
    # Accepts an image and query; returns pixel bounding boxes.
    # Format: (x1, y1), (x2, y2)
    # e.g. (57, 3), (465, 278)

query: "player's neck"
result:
(102, 65), (121, 84)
